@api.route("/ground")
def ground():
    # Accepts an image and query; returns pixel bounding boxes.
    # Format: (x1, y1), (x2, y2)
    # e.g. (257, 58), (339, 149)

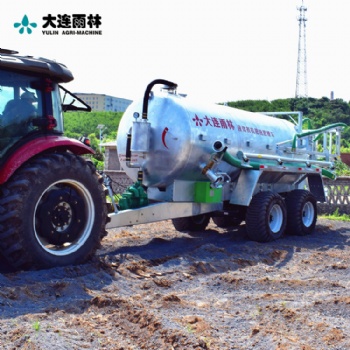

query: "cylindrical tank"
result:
(117, 90), (297, 188)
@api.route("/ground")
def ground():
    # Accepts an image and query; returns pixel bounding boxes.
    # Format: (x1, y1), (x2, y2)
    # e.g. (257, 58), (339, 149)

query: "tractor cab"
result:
(0, 60), (90, 158)
(0, 70), (58, 154)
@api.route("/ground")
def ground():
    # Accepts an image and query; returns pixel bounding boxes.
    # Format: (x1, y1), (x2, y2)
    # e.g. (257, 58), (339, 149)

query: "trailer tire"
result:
(0, 153), (107, 270)
(246, 191), (287, 242)
(172, 214), (210, 232)
(285, 190), (317, 236)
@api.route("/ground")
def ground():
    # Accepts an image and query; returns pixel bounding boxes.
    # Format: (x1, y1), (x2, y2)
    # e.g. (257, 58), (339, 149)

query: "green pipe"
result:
(222, 150), (336, 180)
(222, 151), (260, 170)
(292, 122), (347, 149)
(302, 118), (312, 129)
(320, 168), (336, 180)
(313, 133), (323, 142)
(222, 151), (248, 168)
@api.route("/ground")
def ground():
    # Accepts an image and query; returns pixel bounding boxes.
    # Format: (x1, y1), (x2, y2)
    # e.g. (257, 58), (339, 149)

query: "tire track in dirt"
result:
(0, 218), (349, 349)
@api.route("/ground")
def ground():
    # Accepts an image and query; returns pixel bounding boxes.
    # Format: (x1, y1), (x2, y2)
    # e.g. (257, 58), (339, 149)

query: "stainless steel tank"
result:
(117, 89), (297, 188)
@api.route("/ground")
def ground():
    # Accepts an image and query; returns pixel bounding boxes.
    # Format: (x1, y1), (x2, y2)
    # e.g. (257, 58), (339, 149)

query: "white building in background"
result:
(75, 93), (132, 112)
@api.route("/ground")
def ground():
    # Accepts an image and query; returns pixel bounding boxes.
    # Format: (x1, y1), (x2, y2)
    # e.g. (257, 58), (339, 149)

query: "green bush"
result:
(335, 160), (350, 176)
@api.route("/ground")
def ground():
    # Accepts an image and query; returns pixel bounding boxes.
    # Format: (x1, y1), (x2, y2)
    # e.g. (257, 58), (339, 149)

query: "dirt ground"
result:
(0, 218), (350, 349)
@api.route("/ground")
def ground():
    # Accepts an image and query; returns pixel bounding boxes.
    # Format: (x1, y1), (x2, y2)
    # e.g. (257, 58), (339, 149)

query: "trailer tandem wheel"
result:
(245, 191), (287, 242)
(285, 189), (317, 236)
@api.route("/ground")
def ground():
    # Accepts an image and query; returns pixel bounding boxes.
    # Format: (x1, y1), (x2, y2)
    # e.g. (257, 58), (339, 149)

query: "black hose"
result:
(142, 79), (177, 119)
(125, 132), (131, 162)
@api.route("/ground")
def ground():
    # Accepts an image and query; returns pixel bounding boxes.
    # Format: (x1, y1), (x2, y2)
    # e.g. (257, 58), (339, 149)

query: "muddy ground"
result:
(0, 218), (350, 349)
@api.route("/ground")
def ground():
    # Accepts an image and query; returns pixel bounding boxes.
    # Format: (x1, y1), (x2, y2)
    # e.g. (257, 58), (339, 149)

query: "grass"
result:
(320, 208), (350, 222)
(32, 321), (40, 332)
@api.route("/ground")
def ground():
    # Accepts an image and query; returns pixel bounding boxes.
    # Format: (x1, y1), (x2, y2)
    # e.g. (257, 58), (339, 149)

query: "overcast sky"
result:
(1, 0), (350, 103)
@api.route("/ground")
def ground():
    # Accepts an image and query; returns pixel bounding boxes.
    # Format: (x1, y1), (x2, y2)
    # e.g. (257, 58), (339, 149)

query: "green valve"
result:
(118, 181), (149, 210)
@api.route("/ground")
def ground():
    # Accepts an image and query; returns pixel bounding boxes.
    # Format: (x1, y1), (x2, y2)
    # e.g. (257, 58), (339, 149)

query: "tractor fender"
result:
(0, 135), (94, 185)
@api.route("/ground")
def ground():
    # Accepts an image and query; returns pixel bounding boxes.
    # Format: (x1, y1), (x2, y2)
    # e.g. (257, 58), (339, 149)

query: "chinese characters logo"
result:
(42, 14), (102, 29)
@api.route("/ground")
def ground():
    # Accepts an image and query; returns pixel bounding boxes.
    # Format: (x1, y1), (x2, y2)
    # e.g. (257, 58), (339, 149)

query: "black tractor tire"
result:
(0, 153), (108, 270)
(285, 189), (317, 236)
(245, 191), (287, 242)
(172, 214), (210, 232)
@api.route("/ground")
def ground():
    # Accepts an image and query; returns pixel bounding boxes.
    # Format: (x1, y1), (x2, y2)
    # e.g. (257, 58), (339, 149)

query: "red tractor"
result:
(0, 49), (107, 270)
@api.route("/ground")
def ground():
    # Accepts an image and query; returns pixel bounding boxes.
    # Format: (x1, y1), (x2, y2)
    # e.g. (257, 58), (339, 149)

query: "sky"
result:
(1, 0), (350, 104)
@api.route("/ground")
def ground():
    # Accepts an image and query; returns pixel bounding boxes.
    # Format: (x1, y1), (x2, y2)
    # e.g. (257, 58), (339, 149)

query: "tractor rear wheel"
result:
(0, 153), (107, 270)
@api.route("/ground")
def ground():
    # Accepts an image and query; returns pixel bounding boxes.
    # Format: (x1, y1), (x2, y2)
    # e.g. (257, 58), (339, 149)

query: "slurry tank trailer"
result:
(107, 79), (346, 242)
(0, 47), (343, 271)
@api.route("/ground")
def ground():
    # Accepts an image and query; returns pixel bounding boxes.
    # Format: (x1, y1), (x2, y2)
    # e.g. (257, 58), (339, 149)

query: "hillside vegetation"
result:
(227, 97), (350, 147)
(64, 111), (123, 148)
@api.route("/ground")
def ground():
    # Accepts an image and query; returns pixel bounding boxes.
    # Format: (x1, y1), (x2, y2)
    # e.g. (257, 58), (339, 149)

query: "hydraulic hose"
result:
(125, 132), (131, 163)
(142, 79), (178, 119)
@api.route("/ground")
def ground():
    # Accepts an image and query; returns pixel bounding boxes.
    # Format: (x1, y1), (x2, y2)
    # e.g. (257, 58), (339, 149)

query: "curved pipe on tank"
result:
(222, 151), (259, 170)
(291, 122), (347, 149)
(142, 79), (178, 119)
(208, 140), (259, 170)
(210, 141), (258, 170)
